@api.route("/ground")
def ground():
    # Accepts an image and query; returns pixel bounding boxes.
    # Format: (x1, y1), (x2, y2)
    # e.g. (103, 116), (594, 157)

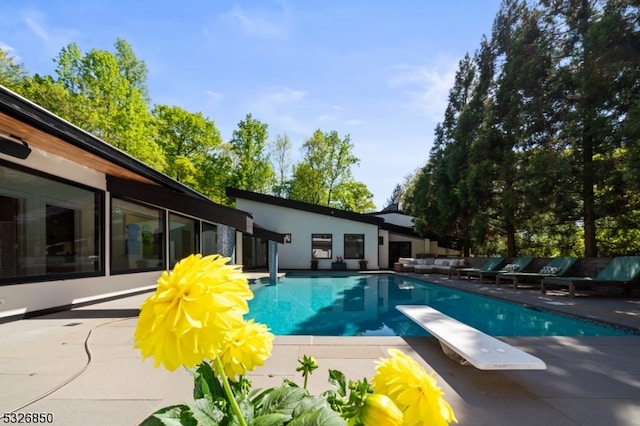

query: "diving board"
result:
(396, 305), (546, 370)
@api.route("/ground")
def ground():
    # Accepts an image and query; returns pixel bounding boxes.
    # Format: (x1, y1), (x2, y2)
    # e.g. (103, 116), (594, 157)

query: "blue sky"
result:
(0, 1), (502, 209)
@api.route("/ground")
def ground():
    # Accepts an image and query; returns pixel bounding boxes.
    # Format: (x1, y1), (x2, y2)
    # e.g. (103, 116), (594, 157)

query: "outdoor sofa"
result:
(430, 258), (468, 277)
(394, 257), (418, 272)
(393, 257), (467, 277)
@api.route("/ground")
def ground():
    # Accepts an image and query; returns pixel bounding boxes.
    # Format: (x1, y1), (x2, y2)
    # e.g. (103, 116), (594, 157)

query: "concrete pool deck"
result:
(1, 271), (639, 425)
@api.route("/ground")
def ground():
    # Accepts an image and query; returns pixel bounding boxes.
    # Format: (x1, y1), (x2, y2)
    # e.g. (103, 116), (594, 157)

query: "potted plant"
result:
(359, 259), (368, 270)
(331, 256), (347, 270)
(310, 259), (318, 270)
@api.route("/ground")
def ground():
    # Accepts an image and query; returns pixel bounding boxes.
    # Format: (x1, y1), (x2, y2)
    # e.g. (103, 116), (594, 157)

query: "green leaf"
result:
(291, 396), (332, 417)
(187, 398), (225, 426)
(138, 404), (196, 426)
(252, 413), (291, 426)
(327, 369), (347, 397)
(227, 397), (254, 426)
(254, 385), (308, 417)
(193, 362), (224, 400)
(287, 401), (346, 426)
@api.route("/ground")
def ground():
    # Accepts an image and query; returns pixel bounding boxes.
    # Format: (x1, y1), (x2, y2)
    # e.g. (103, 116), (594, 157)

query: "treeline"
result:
(401, 0), (640, 257)
(0, 40), (375, 212)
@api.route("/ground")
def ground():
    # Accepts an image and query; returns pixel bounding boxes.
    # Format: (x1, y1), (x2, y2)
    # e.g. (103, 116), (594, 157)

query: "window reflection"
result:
(111, 199), (164, 272)
(0, 165), (102, 282)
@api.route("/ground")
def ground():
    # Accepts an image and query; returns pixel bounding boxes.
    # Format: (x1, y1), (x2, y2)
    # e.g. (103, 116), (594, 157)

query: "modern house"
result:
(226, 188), (461, 271)
(0, 83), (459, 322)
(0, 85), (282, 322)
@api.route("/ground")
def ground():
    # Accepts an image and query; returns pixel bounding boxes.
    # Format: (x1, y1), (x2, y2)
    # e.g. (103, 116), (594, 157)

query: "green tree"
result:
(0, 48), (28, 90)
(412, 50), (484, 256)
(293, 130), (359, 206)
(384, 184), (404, 209)
(540, 0), (606, 256)
(228, 113), (275, 193)
(287, 129), (374, 212)
(270, 133), (293, 197)
(484, 0), (541, 256)
(152, 105), (225, 187)
(53, 39), (165, 170)
(289, 161), (325, 204)
(331, 181), (376, 212)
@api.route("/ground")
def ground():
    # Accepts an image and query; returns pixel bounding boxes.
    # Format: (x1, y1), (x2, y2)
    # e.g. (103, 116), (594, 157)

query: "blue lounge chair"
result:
(468, 257), (533, 283)
(456, 257), (505, 280)
(541, 256), (640, 297)
(496, 257), (578, 289)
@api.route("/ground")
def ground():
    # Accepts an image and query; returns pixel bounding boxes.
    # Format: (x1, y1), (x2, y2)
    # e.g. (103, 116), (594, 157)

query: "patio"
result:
(1, 271), (639, 425)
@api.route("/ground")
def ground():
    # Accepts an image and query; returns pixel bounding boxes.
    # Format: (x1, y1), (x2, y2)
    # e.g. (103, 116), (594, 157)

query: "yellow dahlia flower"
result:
(134, 254), (253, 371)
(353, 393), (403, 426)
(219, 319), (274, 379)
(372, 349), (457, 426)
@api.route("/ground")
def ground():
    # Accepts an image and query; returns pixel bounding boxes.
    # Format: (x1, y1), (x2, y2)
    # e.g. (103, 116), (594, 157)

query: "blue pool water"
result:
(246, 274), (633, 337)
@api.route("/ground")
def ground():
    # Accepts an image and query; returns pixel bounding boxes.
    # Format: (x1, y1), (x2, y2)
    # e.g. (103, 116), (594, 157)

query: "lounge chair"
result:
(541, 256), (640, 298)
(496, 257), (577, 289)
(456, 257), (505, 280)
(467, 257), (533, 283)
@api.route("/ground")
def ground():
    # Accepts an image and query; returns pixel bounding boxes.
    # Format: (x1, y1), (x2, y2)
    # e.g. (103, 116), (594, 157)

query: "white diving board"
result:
(396, 305), (546, 370)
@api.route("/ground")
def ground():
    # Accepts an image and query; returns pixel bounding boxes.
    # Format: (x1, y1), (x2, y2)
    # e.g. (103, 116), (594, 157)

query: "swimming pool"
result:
(246, 274), (633, 337)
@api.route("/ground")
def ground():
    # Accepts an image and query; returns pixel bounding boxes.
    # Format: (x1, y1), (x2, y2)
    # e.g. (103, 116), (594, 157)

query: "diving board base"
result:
(396, 305), (546, 370)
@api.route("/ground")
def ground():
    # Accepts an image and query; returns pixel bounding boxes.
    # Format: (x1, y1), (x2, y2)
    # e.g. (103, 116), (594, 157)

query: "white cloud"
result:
(387, 56), (458, 122)
(0, 42), (20, 62)
(248, 86), (310, 134)
(205, 90), (223, 106)
(21, 7), (77, 57)
(246, 88), (359, 141)
(222, 4), (290, 39)
(0, 42), (15, 53)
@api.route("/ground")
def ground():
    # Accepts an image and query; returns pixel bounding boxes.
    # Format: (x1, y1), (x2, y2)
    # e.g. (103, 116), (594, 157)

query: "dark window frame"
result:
(311, 233), (333, 259)
(0, 160), (105, 285)
(344, 234), (365, 260)
(110, 197), (166, 275)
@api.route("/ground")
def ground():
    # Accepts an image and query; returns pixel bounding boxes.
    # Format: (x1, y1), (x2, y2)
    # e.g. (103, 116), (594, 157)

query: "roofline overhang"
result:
(108, 176), (253, 233)
(226, 187), (385, 226)
(0, 85), (208, 199)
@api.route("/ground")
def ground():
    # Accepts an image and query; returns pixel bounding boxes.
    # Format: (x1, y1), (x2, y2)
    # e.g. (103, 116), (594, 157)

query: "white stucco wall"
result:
(235, 199), (380, 270)
(378, 229), (390, 269)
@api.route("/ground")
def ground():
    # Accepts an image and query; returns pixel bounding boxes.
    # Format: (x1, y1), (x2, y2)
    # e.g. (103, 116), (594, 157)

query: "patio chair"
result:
(456, 257), (505, 280)
(496, 257), (577, 289)
(541, 256), (640, 298)
(467, 257), (533, 284)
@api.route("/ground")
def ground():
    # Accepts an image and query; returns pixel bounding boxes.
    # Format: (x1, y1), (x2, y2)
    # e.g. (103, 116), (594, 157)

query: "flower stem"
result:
(213, 357), (248, 426)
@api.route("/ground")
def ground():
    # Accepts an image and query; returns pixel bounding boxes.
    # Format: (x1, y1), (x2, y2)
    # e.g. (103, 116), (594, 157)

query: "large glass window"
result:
(0, 163), (102, 283)
(242, 235), (267, 269)
(202, 222), (218, 255)
(344, 234), (365, 259)
(312, 234), (332, 259)
(169, 213), (198, 268)
(111, 198), (164, 273)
